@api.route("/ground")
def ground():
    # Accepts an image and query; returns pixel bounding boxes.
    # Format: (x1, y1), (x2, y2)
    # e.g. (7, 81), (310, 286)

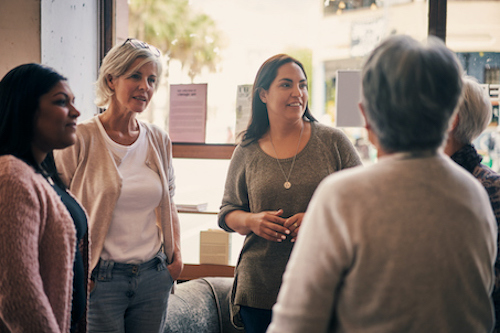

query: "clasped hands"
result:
(248, 209), (304, 243)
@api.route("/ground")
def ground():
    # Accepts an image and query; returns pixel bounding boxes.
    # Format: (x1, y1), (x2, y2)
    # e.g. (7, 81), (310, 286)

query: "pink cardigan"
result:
(0, 155), (76, 333)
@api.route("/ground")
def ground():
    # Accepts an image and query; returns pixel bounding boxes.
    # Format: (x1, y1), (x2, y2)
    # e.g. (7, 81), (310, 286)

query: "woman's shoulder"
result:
(232, 140), (260, 160)
(76, 116), (100, 137)
(308, 122), (362, 166)
(313, 121), (357, 147)
(0, 156), (47, 194)
(139, 120), (171, 142)
(0, 155), (34, 176)
(312, 121), (349, 139)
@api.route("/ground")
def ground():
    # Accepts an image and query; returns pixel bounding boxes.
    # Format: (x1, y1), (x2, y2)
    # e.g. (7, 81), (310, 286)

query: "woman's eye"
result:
(130, 74), (141, 80)
(300, 84), (308, 89)
(54, 99), (67, 106)
(148, 78), (156, 84)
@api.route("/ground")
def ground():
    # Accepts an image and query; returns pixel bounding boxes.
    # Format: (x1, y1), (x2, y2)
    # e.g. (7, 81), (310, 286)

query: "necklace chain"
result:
(269, 123), (304, 190)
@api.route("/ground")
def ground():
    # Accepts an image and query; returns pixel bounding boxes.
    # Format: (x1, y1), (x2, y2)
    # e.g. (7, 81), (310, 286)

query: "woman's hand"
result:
(167, 250), (183, 281)
(247, 209), (290, 242)
(284, 212), (304, 242)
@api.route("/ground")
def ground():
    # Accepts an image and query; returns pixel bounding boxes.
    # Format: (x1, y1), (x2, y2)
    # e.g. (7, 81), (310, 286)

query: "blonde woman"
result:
(55, 39), (182, 333)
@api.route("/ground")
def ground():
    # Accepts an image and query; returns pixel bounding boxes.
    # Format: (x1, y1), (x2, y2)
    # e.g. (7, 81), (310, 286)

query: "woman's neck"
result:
(99, 105), (140, 145)
(31, 144), (48, 165)
(443, 134), (465, 157)
(268, 119), (305, 140)
(260, 119), (309, 159)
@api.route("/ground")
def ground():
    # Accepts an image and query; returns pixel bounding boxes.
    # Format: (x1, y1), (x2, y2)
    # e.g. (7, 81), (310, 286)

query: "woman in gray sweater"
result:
(218, 54), (361, 333)
(268, 35), (497, 333)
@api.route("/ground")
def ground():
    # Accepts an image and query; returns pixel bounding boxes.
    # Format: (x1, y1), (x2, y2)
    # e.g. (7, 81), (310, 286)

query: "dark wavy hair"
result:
(241, 54), (316, 145)
(0, 63), (67, 187)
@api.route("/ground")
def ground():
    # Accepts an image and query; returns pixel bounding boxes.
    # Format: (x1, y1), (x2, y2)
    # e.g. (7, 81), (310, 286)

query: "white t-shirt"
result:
(97, 119), (162, 264)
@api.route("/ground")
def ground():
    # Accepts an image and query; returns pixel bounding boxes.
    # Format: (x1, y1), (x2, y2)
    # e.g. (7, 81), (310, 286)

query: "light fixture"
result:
(339, 1), (346, 9)
(370, 3), (377, 10)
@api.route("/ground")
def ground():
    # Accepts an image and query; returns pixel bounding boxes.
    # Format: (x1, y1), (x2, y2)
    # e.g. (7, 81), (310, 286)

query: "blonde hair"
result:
(452, 76), (492, 144)
(95, 40), (163, 108)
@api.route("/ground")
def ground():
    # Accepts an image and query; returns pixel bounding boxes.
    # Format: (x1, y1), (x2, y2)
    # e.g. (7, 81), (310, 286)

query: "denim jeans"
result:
(88, 251), (173, 333)
(239, 306), (272, 333)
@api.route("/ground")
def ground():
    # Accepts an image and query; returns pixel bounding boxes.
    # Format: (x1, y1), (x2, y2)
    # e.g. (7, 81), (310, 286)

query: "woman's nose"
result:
(139, 77), (153, 90)
(70, 103), (81, 118)
(291, 84), (303, 97)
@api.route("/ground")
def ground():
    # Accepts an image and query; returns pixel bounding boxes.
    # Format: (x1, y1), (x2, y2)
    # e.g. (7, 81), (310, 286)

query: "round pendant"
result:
(284, 181), (291, 189)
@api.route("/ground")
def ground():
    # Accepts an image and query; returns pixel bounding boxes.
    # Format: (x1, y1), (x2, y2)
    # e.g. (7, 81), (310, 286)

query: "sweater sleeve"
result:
(335, 130), (363, 169)
(0, 172), (63, 333)
(146, 122), (176, 198)
(218, 145), (250, 232)
(268, 177), (353, 333)
(165, 134), (176, 198)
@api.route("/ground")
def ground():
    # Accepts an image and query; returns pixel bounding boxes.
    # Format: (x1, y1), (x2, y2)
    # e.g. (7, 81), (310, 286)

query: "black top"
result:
(51, 182), (88, 332)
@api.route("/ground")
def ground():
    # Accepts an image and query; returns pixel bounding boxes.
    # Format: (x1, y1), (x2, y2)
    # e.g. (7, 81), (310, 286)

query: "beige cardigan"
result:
(0, 155), (76, 333)
(54, 117), (176, 271)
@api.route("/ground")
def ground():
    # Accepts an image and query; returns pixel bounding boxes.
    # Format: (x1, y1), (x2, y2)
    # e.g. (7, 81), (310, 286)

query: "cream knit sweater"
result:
(54, 116), (176, 271)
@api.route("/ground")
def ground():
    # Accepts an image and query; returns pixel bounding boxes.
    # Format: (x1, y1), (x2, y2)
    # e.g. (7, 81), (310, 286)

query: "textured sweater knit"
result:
(451, 143), (500, 328)
(269, 152), (497, 333)
(54, 116), (176, 270)
(218, 121), (362, 327)
(0, 156), (76, 333)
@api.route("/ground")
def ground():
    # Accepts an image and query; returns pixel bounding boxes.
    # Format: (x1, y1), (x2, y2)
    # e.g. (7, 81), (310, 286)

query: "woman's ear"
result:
(106, 74), (115, 91)
(450, 113), (460, 132)
(358, 102), (370, 131)
(359, 102), (380, 149)
(259, 88), (267, 104)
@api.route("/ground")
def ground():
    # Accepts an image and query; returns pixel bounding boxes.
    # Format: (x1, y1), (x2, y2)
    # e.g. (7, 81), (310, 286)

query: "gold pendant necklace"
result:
(269, 123), (304, 190)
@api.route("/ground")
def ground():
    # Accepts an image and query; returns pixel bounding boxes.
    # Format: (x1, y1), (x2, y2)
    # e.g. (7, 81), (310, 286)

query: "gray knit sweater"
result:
(218, 121), (362, 327)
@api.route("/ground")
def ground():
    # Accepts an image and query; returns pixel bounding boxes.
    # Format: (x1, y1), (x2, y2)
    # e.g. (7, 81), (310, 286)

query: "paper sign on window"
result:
(169, 84), (207, 143)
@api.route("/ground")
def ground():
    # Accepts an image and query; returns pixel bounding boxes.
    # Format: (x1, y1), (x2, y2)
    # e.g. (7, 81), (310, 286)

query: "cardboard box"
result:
(200, 229), (231, 265)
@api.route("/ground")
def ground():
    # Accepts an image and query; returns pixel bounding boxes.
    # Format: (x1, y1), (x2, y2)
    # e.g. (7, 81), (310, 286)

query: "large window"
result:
(448, 0), (500, 170)
(323, 0), (413, 15)
(121, 0), (500, 265)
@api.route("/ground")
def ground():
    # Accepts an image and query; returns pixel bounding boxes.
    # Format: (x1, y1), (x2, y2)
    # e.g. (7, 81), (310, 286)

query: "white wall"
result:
(0, 0), (99, 121)
(41, 0), (99, 121)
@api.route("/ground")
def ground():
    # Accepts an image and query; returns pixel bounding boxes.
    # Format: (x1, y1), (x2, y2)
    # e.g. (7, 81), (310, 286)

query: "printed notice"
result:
(169, 84), (207, 143)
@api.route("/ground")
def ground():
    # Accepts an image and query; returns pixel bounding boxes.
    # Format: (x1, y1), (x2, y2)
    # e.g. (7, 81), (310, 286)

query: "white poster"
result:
(169, 84), (207, 143)
(235, 84), (253, 138)
(336, 70), (364, 127)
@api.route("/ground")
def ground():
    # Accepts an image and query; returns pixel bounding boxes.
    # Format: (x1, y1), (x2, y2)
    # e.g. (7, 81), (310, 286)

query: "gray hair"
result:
(452, 76), (492, 144)
(95, 40), (163, 108)
(361, 35), (463, 153)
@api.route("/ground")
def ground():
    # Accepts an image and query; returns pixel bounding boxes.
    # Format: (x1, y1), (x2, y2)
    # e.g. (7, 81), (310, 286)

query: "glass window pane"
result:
(173, 158), (245, 265)
(128, 0), (434, 264)
(448, 0), (500, 171)
(136, 0), (427, 151)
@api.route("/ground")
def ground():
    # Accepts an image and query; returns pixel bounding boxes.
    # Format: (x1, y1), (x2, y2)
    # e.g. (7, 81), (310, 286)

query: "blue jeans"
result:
(88, 251), (173, 333)
(239, 306), (272, 333)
